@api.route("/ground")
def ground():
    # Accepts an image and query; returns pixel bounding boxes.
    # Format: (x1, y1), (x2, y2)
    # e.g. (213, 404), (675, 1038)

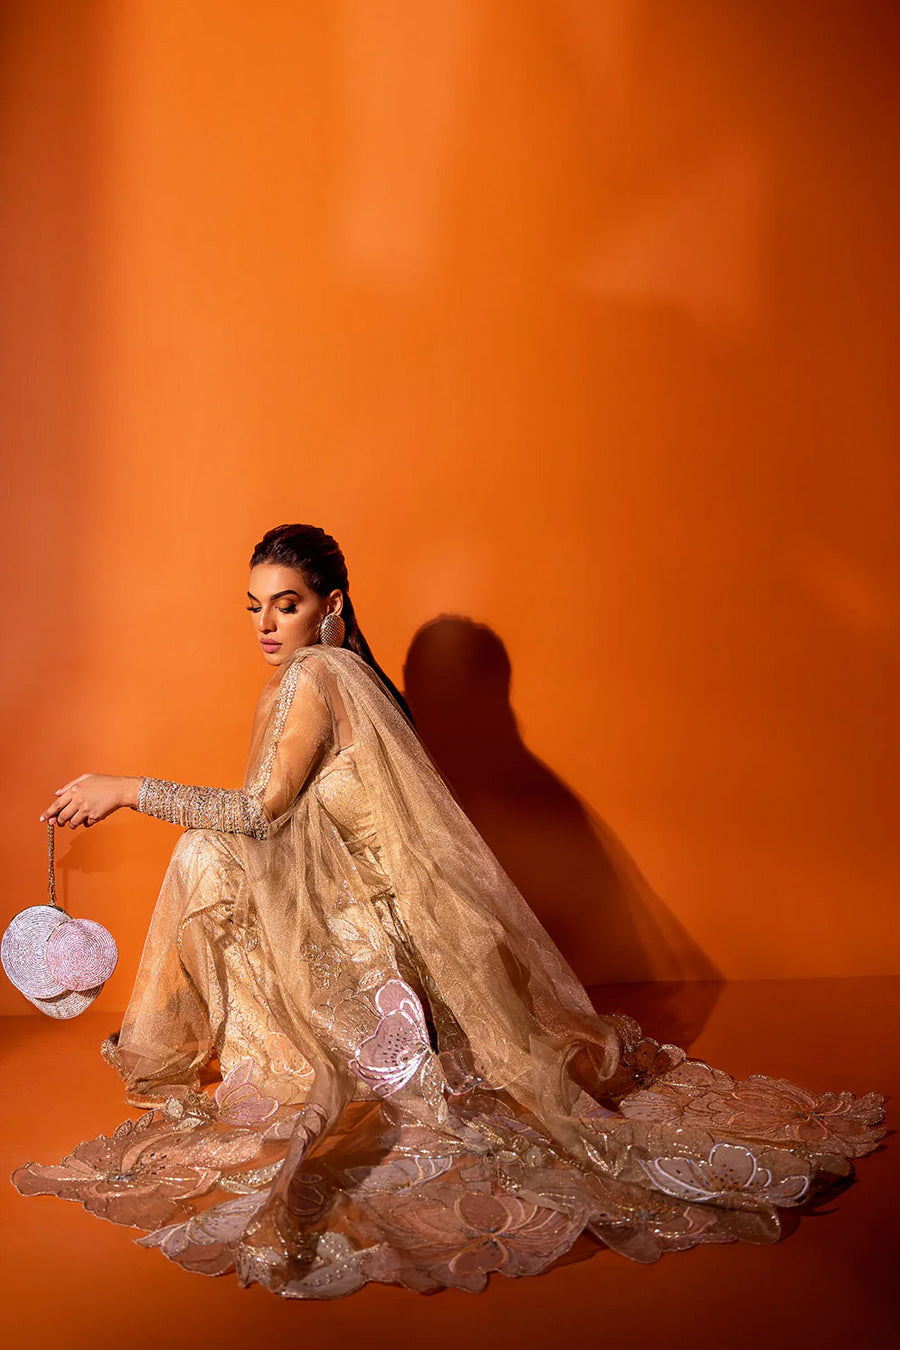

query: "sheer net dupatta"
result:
(322, 647), (629, 1159)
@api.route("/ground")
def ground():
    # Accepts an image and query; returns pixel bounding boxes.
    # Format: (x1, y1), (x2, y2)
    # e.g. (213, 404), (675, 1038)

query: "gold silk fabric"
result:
(11, 645), (888, 1298)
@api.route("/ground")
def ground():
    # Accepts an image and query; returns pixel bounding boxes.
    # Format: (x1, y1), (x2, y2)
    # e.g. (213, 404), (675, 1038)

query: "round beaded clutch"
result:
(0, 821), (118, 1017)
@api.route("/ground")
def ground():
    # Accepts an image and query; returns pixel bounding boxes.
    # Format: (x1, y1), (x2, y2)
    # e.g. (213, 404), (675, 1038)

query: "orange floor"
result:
(1, 976), (896, 1349)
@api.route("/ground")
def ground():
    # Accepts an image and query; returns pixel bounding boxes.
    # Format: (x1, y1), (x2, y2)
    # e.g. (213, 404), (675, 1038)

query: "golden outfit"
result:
(11, 645), (888, 1297)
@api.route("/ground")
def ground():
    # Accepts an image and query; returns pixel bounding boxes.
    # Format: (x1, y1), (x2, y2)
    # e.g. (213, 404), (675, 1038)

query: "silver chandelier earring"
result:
(318, 612), (345, 646)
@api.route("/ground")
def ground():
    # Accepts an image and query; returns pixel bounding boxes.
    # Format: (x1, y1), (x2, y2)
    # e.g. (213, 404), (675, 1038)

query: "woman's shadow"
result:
(402, 616), (725, 1050)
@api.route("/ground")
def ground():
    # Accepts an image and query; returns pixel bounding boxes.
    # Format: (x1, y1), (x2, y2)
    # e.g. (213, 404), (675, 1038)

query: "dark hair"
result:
(249, 523), (416, 728)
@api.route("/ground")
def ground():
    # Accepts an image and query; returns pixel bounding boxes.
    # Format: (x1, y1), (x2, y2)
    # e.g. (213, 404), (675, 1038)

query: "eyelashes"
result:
(246, 605), (298, 615)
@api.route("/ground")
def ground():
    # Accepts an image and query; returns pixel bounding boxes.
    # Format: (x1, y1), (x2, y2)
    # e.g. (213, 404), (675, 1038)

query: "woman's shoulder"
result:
(288, 644), (367, 675)
(285, 643), (370, 695)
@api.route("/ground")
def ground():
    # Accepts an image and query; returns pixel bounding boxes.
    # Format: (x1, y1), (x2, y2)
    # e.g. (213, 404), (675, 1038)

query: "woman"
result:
(13, 523), (887, 1298)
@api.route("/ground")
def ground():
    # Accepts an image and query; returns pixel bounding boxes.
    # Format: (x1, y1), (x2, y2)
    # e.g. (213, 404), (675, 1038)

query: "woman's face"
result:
(247, 563), (343, 665)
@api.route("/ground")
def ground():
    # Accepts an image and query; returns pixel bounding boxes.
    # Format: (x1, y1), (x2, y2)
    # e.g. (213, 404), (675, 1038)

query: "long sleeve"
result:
(136, 655), (333, 839)
(136, 778), (272, 838)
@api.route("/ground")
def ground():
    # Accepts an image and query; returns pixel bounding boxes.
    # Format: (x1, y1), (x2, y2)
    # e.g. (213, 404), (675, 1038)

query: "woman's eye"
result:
(279, 605), (297, 614)
(246, 605), (261, 613)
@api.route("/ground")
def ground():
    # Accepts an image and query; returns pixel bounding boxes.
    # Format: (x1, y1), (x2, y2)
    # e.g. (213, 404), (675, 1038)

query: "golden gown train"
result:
(11, 643), (888, 1297)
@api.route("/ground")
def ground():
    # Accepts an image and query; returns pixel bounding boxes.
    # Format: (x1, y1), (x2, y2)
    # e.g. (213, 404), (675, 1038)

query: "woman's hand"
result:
(40, 774), (143, 831)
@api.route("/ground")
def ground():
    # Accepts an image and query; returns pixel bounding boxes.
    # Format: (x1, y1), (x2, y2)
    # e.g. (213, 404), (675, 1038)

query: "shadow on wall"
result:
(403, 616), (724, 1048)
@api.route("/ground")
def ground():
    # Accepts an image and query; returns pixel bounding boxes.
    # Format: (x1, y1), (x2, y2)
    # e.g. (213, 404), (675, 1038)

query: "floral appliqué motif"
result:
(10, 1111), (265, 1229)
(349, 978), (437, 1098)
(601, 1035), (687, 1100)
(684, 1075), (888, 1157)
(359, 1184), (582, 1293)
(639, 1140), (811, 1206)
(214, 1057), (280, 1125)
(613, 1060), (887, 1160)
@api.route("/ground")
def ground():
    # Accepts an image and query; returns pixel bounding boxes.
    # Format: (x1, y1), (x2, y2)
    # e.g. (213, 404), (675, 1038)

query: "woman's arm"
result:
(41, 657), (334, 839)
(44, 771), (279, 840)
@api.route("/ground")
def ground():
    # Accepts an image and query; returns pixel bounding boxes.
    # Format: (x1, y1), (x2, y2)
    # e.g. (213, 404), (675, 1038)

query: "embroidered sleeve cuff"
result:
(136, 776), (270, 840)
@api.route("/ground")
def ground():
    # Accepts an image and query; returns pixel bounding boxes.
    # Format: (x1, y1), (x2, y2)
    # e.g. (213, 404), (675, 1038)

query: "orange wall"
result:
(2, 0), (899, 1016)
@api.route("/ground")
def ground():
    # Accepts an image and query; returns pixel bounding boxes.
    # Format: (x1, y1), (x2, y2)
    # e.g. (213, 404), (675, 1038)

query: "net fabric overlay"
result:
(10, 645), (889, 1298)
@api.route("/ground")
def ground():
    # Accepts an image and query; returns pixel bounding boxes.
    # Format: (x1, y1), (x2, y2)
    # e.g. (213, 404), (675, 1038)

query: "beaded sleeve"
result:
(136, 778), (271, 840)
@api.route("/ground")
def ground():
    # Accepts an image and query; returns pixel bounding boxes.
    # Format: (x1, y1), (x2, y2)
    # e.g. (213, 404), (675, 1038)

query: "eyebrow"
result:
(247, 589), (301, 601)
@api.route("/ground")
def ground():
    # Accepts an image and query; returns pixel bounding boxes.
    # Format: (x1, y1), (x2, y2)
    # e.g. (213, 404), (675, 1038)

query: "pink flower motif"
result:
(10, 1112), (264, 1229)
(684, 1076), (887, 1158)
(360, 1183), (582, 1292)
(349, 979), (434, 1097)
(215, 1058), (279, 1125)
(613, 1061), (887, 1162)
(615, 1060), (739, 1128)
(638, 1140), (810, 1206)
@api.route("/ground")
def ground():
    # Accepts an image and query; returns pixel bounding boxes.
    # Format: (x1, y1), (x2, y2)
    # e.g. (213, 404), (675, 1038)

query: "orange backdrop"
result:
(2, 0), (898, 1017)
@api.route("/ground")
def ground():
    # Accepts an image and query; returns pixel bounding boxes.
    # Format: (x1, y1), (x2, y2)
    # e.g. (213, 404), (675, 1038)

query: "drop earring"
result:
(317, 612), (345, 646)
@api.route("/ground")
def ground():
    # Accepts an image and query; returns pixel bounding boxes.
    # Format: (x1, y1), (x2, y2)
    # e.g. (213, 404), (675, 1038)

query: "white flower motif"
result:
(638, 1141), (810, 1205)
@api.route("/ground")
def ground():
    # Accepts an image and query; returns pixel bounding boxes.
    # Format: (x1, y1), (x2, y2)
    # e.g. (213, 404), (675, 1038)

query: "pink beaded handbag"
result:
(0, 821), (118, 1017)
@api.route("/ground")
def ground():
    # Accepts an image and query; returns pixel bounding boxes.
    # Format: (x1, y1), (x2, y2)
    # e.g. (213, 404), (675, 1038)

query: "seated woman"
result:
(13, 523), (887, 1300)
